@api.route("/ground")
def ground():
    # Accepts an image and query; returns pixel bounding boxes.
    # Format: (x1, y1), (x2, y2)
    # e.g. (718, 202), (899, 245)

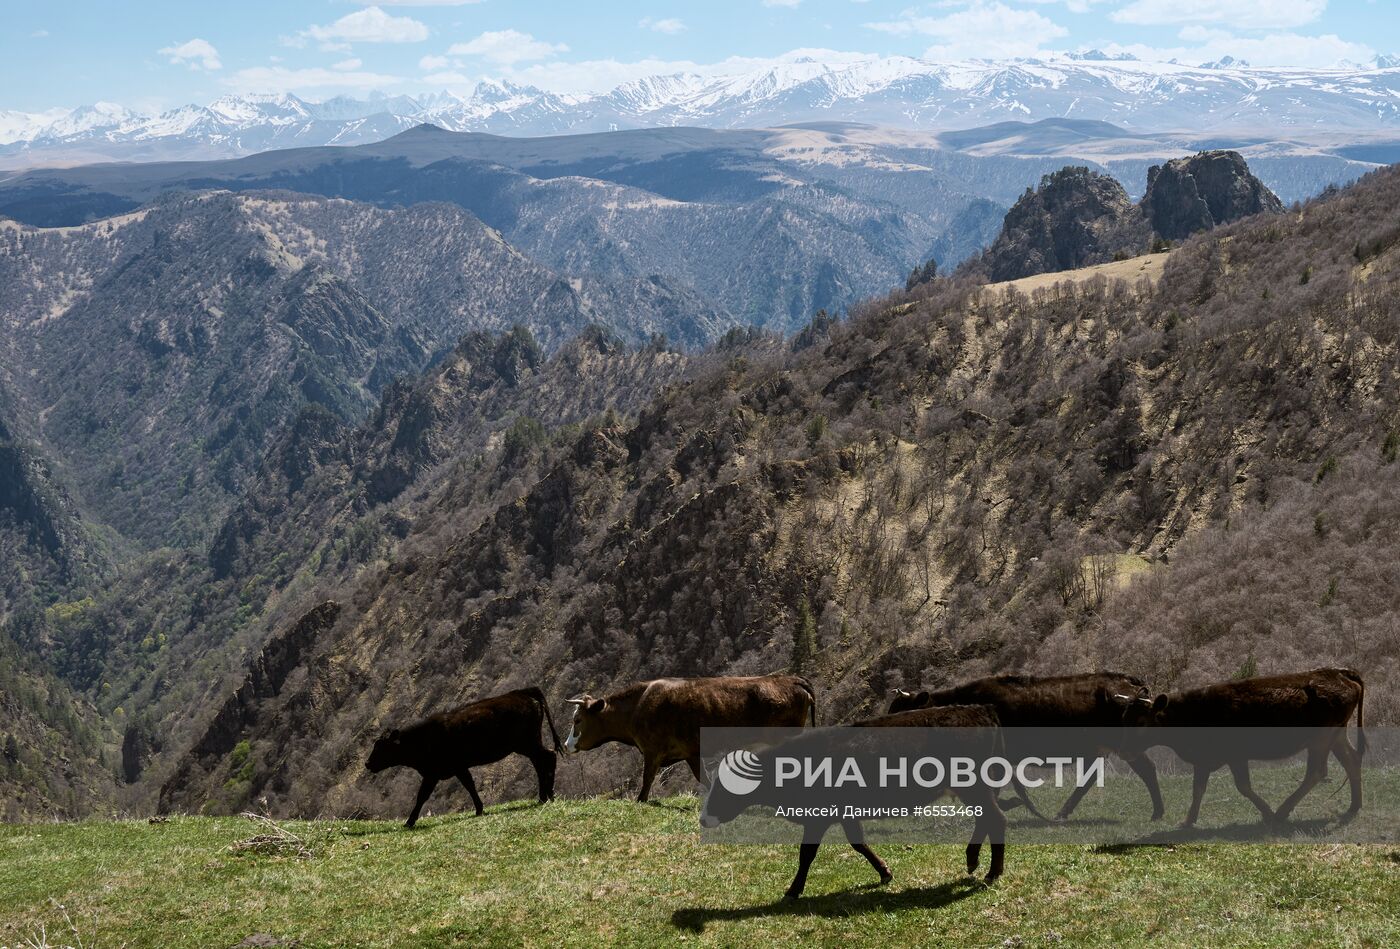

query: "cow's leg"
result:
(686, 756), (709, 789)
(1124, 753), (1166, 821)
(785, 842), (822, 901)
(1005, 771), (1049, 820)
(1274, 743), (1329, 823)
(528, 748), (556, 803)
(966, 811), (986, 875)
(1053, 777), (1095, 822)
(1228, 760), (1275, 823)
(405, 776), (439, 828)
(983, 791), (1007, 882)
(841, 818), (892, 885)
(459, 769), (485, 816)
(1182, 765), (1212, 827)
(638, 755), (659, 803)
(1332, 735), (1364, 819)
(965, 788), (1006, 881)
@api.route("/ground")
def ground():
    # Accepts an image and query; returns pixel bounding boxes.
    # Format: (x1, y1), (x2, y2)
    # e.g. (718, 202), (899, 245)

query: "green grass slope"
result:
(3, 797), (1397, 948)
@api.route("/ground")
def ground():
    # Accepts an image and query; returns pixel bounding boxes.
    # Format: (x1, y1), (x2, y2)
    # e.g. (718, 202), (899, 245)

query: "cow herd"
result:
(365, 667), (1367, 901)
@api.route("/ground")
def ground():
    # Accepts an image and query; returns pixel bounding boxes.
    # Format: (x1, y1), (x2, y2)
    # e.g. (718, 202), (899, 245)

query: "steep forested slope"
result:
(146, 165), (1400, 817)
(19, 329), (687, 809)
(0, 192), (710, 552)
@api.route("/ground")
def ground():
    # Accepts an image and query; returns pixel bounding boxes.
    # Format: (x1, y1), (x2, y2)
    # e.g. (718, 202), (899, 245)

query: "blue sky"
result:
(4, 1), (1398, 111)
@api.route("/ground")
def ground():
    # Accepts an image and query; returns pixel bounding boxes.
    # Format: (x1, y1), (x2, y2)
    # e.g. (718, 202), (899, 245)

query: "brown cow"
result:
(890, 672), (1165, 820)
(1118, 668), (1366, 826)
(700, 704), (1008, 899)
(564, 674), (816, 801)
(366, 686), (561, 827)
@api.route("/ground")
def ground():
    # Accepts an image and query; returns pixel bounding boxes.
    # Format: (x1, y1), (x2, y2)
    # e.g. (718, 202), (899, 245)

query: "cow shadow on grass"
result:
(333, 800), (551, 837)
(1006, 816), (1125, 830)
(1091, 815), (1335, 852)
(671, 877), (985, 933)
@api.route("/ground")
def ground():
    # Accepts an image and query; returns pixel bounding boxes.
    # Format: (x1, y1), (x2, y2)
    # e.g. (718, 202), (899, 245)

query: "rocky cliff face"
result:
(977, 167), (1146, 282)
(1143, 150), (1286, 240)
(158, 600), (342, 813)
(963, 151), (1282, 283)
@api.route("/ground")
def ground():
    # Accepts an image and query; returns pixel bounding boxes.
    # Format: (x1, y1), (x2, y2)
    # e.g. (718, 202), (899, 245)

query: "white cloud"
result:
(419, 54), (450, 70)
(865, 2), (1068, 60)
(306, 7), (429, 45)
(31, 29), (49, 38)
(332, 58), (363, 71)
(1111, 0), (1326, 30)
(159, 38), (223, 71)
(422, 71), (475, 87)
(359, 0), (483, 4)
(448, 30), (568, 65)
(639, 17), (687, 35)
(227, 66), (405, 93)
(764, 0), (803, 7)
(1017, 0), (1111, 9)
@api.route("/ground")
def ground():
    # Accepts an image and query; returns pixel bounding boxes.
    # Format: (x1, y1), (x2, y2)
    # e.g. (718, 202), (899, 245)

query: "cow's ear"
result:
(587, 698), (605, 714)
(915, 691), (930, 705)
(1151, 694), (1169, 712)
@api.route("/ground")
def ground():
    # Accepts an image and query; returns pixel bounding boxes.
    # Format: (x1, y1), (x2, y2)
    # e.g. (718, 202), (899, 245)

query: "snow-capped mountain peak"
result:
(6, 55), (1400, 168)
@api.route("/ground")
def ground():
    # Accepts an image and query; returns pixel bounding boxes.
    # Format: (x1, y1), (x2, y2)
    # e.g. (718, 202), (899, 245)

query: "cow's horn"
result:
(565, 697), (589, 706)
(890, 688), (911, 696)
(1111, 693), (1135, 704)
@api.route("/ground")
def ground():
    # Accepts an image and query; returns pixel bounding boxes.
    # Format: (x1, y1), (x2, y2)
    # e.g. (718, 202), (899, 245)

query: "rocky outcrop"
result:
(963, 151), (1282, 283)
(1143, 150), (1284, 240)
(978, 167), (1145, 282)
(208, 407), (350, 579)
(158, 600), (341, 813)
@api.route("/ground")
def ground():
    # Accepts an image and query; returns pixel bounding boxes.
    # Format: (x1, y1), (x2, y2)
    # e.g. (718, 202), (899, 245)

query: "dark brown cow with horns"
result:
(1117, 667), (1366, 826)
(565, 674), (816, 801)
(890, 672), (1166, 821)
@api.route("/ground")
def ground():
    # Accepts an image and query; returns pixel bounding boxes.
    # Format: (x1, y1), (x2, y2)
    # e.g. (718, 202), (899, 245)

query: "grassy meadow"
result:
(3, 775), (1399, 948)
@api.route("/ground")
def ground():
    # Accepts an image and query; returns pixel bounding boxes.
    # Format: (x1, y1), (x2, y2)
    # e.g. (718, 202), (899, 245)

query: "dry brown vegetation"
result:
(10, 165), (1400, 820)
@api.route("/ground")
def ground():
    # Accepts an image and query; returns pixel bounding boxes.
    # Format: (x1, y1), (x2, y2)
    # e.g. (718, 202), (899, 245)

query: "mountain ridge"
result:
(6, 55), (1400, 168)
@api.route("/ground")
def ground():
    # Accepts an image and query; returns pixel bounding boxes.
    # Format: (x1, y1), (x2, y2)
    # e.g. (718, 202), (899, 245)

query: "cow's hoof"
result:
(783, 892), (802, 903)
(1150, 811), (1165, 822)
(878, 872), (893, 886)
(983, 870), (1002, 884)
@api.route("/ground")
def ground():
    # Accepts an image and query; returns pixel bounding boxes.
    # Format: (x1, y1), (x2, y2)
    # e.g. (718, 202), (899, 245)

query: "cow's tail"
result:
(1342, 669), (1366, 757)
(796, 675), (818, 726)
(528, 687), (563, 752)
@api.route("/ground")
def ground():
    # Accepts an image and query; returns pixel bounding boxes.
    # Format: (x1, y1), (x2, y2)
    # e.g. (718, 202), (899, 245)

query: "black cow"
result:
(1119, 668), (1366, 826)
(701, 704), (1007, 900)
(890, 672), (1165, 821)
(366, 686), (561, 827)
